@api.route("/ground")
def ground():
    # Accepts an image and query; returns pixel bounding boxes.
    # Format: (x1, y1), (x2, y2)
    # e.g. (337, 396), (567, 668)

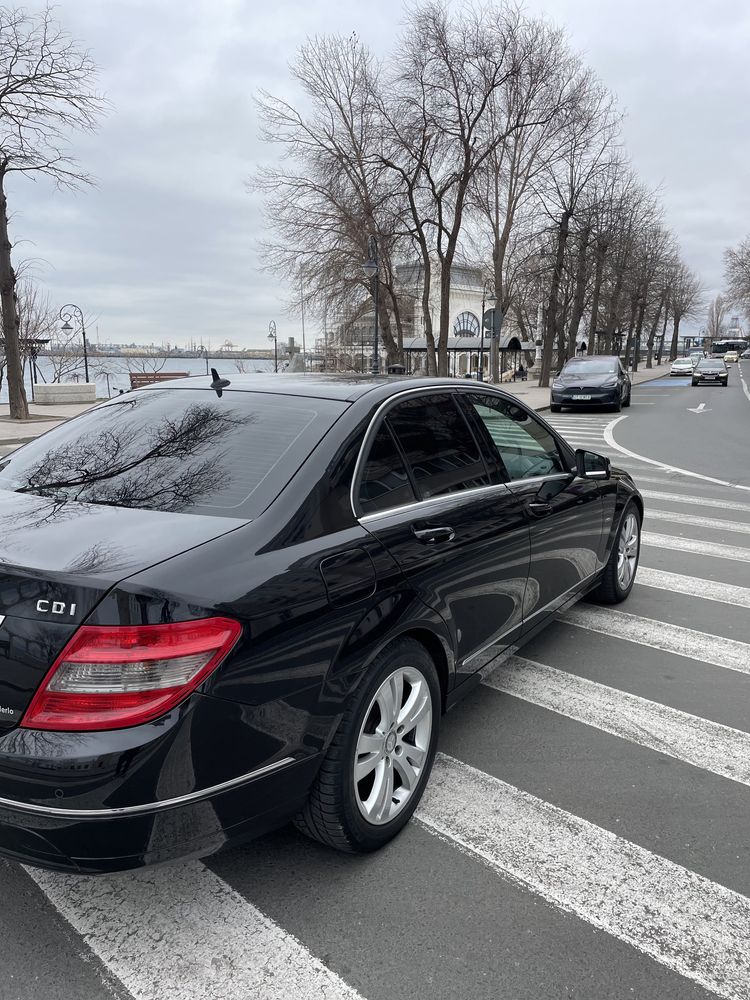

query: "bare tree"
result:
(254, 34), (407, 367)
(0, 4), (107, 418)
(705, 293), (728, 344)
(724, 236), (750, 322)
(468, 17), (581, 379)
(668, 264), (703, 360)
(536, 69), (622, 385)
(384, 2), (527, 375)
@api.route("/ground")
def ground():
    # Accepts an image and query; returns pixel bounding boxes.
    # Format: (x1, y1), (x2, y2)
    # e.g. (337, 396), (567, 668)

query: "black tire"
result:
(294, 638), (440, 853)
(692, 380), (699, 387)
(622, 388), (631, 408)
(550, 403), (562, 413)
(591, 502), (641, 604)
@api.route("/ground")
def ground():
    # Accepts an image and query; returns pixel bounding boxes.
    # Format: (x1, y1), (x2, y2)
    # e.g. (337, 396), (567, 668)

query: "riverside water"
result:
(1, 355), (276, 404)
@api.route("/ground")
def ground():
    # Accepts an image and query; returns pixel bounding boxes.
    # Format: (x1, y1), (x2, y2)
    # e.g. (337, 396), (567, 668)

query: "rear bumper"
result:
(0, 754), (318, 873)
(0, 691), (326, 873)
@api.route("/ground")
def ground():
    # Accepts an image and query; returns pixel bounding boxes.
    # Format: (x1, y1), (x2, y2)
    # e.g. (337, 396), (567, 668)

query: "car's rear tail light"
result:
(21, 618), (242, 732)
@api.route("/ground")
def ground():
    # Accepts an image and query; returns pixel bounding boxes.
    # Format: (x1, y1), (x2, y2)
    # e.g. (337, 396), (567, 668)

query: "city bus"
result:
(710, 339), (748, 358)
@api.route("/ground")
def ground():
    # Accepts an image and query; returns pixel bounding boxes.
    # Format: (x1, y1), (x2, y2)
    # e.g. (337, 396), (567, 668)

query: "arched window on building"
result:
(453, 311), (480, 337)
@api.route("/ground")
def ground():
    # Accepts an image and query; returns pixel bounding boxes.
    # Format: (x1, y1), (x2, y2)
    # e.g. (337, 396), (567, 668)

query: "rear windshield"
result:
(0, 388), (347, 518)
(561, 359), (618, 374)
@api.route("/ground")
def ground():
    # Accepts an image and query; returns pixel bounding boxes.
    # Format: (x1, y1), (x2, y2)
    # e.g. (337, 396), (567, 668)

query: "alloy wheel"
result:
(353, 666), (433, 826)
(617, 511), (639, 590)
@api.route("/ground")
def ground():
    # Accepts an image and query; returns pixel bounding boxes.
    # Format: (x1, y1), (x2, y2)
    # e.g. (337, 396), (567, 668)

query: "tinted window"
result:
(464, 394), (566, 481)
(0, 389), (346, 518)
(358, 423), (416, 515)
(386, 394), (489, 500)
(561, 358), (619, 375)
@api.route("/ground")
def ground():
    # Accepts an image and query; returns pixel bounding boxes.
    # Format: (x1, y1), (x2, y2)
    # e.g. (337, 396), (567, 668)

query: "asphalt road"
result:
(2, 370), (750, 1000)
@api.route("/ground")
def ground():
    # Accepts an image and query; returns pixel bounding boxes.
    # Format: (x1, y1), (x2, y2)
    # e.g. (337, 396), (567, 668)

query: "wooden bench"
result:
(129, 371), (190, 390)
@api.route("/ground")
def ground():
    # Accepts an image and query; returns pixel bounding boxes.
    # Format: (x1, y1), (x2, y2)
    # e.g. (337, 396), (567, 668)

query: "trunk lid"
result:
(0, 489), (246, 728)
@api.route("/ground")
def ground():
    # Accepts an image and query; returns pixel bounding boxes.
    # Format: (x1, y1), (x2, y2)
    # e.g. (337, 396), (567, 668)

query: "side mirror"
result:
(575, 448), (611, 480)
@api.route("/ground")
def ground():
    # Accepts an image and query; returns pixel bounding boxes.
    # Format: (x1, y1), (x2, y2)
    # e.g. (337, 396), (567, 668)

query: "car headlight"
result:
(552, 380), (563, 389)
(601, 378), (618, 387)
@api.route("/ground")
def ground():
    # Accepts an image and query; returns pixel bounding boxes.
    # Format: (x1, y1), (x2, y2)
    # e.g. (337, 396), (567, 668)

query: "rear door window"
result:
(0, 389), (347, 518)
(358, 423), (416, 516)
(385, 393), (489, 500)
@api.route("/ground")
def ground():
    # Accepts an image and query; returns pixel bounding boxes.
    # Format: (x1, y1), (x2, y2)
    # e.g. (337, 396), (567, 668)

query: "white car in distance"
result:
(670, 357), (695, 376)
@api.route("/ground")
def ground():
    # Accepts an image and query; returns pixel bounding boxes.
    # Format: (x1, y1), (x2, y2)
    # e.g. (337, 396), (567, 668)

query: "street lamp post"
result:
(268, 321), (278, 373)
(479, 280), (495, 382)
(362, 235), (380, 374)
(59, 303), (90, 383)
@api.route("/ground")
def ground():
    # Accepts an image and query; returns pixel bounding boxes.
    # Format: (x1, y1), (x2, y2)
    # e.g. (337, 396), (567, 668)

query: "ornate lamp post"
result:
(59, 303), (90, 383)
(361, 235), (380, 374)
(268, 321), (278, 373)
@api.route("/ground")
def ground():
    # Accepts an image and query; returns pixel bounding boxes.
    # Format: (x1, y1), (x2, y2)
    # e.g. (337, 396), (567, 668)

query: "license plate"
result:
(572, 394), (592, 400)
(703, 375), (716, 379)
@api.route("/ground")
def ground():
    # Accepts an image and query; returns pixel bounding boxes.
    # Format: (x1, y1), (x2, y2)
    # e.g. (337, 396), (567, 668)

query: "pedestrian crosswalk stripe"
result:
(562, 605), (750, 676)
(642, 531), (750, 562)
(642, 489), (750, 514)
(646, 508), (750, 535)
(633, 474), (728, 490)
(485, 655), (750, 785)
(418, 754), (750, 1000)
(28, 861), (364, 1000)
(636, 566), (750, 609)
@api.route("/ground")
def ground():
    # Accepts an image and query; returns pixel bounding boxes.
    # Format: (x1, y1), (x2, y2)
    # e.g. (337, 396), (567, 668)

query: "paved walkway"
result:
(0, 364), (673, 453)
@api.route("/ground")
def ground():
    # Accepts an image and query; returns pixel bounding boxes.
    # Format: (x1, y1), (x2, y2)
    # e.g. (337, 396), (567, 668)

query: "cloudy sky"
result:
(10, 0), (750, 348)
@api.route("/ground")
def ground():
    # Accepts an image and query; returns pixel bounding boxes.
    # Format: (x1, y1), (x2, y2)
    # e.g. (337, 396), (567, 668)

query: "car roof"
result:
(564, 355), (619, 362)
(133, 372), (532, 404)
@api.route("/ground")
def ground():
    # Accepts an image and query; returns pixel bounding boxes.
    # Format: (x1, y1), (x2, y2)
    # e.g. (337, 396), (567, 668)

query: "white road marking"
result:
(562, 605), (750, 676)
(636, 566), (750, 608)
(485, 655), (750, 785)
(646, 508), (750, 535)
(642, 489), (750, 513)
(604, 416), (750, 492)
(634, 473), (732, 491)
(418, 754), (750, 1000)
(642, 531), (750, 562)
(27, 861), (364, 1000)
(687, 402), (710, 414)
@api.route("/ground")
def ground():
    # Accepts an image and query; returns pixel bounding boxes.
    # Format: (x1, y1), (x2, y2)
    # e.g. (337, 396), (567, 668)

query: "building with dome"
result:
(325, 259), (536, 377)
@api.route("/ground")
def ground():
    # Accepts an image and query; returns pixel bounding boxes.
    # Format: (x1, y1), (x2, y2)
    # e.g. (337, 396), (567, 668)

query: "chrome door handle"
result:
(411, 525), (455, 544)
(526, 501), (552, 517)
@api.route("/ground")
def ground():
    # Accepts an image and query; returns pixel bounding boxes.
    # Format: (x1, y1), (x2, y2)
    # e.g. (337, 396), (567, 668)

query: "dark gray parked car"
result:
(550, 357), (632, 413)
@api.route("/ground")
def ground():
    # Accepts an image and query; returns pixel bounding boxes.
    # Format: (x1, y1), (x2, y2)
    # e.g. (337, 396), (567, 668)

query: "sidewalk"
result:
(0, 401), (97, 449)
(0, 364), (673, 452)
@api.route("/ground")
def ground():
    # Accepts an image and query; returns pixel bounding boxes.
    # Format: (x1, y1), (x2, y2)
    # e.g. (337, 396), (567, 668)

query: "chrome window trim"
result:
(0, 755), (296, 819)
(350, 383), (572, 521)
(358, 472), (573, 526)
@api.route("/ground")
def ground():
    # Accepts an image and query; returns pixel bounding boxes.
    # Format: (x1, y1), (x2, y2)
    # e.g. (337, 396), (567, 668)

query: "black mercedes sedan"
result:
(0, 375), (643, 872)
(550, 356), (631, 412)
